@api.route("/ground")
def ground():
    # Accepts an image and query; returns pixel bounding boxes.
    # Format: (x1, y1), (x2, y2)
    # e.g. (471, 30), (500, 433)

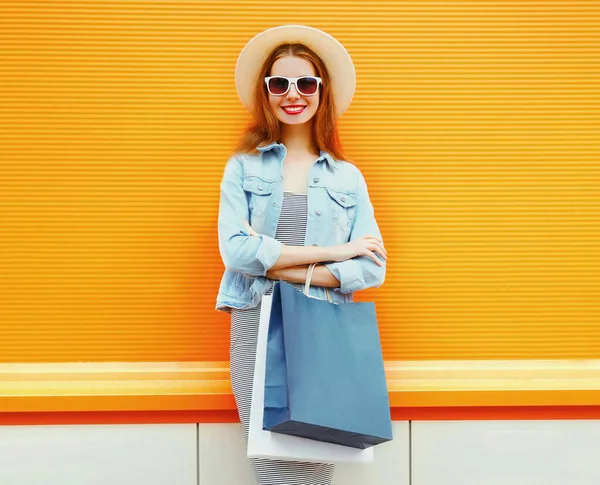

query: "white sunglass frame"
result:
(264, 76), (322, 96)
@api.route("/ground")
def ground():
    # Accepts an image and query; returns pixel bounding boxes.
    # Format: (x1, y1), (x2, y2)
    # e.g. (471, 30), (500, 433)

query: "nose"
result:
(286, 82), (301, 100)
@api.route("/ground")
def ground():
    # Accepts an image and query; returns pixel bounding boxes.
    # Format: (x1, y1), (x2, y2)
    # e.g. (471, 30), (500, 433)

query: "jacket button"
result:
(313, 177), (319, 183)
(340, 196), (346, 202)
(315, 210), (322, 216)
(258, 185), (264, 191)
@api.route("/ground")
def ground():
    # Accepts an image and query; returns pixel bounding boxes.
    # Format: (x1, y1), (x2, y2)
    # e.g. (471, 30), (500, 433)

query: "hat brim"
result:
(235, 25), (356, 118)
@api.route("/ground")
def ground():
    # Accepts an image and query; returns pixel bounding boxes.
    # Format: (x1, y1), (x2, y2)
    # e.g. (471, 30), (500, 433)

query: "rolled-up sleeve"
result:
(217, 154), (282, 276)
(324, 169), (386, 293)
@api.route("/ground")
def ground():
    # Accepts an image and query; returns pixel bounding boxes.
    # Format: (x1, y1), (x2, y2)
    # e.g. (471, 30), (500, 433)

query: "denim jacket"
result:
(215, 141), (385, 313)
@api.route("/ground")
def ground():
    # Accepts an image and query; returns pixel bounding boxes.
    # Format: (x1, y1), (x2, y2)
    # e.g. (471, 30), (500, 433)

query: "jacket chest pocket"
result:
(243, 176), (276, 222)
(325, 187), (357, 230)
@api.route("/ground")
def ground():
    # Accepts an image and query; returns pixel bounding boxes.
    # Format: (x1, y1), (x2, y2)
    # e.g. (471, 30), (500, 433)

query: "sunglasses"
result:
(264, 76), (322, 96)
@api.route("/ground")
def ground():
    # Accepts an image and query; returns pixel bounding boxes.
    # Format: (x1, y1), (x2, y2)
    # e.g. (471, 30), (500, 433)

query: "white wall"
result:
(0, 420), (599, 484)
(412, 420), (600, 485)
(0, 423), (197, 485)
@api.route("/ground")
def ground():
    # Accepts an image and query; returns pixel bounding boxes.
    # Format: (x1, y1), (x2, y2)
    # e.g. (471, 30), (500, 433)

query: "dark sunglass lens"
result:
(268, 77), (289, 95)
(297, 77), (318, 95)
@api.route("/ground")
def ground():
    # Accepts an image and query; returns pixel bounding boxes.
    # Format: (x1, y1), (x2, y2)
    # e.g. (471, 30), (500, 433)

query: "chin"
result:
(282, 117), (310, 125)
(278, 112), (316, 125)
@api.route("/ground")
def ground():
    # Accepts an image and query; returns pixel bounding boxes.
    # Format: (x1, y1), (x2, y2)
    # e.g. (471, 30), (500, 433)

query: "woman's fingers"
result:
(364, 237), (387, 260)
(243, 219), (259, 237)
(372, 241), (388, 259)
(365, 234), (384, 244)
(364, 235), (387, 256)
(368, 243), (387, 261)
(364, 249), (384, 267)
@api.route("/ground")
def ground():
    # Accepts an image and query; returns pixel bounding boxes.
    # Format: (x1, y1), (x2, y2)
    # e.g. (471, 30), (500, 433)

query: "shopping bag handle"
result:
(304, 263), (333, 303)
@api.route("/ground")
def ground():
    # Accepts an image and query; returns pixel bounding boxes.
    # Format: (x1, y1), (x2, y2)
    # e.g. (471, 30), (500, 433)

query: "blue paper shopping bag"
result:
(263, 270), (393, 450)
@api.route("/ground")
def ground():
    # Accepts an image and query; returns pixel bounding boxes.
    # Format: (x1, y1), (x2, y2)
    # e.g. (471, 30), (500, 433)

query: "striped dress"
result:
(230, 192), (336, 485)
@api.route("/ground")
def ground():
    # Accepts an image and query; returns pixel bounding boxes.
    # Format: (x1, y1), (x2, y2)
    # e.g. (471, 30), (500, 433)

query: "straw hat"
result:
(235, 24), (356, 117)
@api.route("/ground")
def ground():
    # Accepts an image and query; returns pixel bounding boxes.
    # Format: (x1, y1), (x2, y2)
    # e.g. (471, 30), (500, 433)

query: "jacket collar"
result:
(257, 142), (338, 170)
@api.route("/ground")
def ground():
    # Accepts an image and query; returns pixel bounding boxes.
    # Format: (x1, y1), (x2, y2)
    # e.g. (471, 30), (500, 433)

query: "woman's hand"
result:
(332, 235), (388, 267)
(243, 220), (260, 237)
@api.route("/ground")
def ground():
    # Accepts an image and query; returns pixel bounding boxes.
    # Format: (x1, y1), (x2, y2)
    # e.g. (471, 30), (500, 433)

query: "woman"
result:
(216, 25), (388, 485)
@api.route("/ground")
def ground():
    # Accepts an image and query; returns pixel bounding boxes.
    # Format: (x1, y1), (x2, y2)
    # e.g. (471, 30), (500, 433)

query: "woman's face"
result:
(267, 55), (320, 125)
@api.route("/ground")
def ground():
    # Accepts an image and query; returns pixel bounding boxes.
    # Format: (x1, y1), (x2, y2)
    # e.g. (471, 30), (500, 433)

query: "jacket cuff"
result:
(324, 260), (365, 294)
(255, 235), (283, 275)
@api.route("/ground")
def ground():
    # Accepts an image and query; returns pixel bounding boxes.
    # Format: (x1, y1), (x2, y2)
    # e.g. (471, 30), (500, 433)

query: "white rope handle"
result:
(303, 263), (317, 294)
(304, 263), (333, 303)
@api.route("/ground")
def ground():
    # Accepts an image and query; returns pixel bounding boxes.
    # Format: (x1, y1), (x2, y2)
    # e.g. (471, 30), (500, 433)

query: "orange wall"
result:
(1, 1), (599, 363)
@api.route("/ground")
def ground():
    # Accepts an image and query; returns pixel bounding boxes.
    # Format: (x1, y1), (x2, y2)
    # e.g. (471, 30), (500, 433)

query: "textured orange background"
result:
(1, 1), (599, 363)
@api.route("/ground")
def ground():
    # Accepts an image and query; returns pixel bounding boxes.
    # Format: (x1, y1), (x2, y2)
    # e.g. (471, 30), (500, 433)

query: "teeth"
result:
(284, 106), (304, 112)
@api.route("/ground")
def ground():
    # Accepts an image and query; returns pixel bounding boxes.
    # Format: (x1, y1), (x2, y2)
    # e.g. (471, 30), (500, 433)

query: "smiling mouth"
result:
(282, 106), (306, 114)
